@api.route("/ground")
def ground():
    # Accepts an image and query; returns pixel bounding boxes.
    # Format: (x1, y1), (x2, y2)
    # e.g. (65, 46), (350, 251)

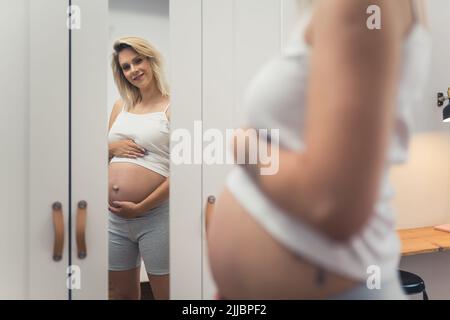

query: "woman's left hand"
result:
(109, 201), (143, 218)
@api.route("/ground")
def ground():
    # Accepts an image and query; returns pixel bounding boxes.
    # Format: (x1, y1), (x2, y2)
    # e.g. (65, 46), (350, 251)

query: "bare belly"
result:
(207, 188), (360, 299)
(108, 162), (166, 207)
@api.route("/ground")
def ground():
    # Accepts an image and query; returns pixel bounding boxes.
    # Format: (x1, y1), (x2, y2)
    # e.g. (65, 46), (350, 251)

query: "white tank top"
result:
(226, 2), (431, 281)
(108, 102), (170, 177)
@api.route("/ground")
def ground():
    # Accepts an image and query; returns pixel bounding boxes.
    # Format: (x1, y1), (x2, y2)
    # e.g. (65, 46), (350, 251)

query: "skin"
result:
(108, 47), (170, 300)
(208, 0), (426, 299)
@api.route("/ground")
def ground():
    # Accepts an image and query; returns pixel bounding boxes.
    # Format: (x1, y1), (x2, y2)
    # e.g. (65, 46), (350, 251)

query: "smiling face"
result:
(118, 48), (154, 90)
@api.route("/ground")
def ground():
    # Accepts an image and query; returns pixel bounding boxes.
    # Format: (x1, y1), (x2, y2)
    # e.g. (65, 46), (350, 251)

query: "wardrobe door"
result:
(0, 0), (36, 300)
(70, 0), (109, 299)
(170, 0), (203, 299)
(200, 0), (299, 299)
(29, 0), (70, 299)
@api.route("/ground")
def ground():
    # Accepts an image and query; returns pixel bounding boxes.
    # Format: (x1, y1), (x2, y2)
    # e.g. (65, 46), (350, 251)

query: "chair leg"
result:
(423, 290), (429, 300)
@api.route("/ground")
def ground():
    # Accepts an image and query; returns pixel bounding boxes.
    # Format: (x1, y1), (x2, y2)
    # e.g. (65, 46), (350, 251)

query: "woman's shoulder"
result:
(109, 99), (125, 124)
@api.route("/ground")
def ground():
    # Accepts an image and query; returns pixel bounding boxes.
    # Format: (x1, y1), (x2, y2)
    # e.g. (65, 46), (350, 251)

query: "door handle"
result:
(52, 202), (64, 261)
(76, 200), (87, 259)
(205, 195), (216, 233)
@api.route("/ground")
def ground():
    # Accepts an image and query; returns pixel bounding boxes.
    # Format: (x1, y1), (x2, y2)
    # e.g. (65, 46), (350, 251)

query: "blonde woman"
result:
(108, 37), (170, 300)
(208, 0), (430, 299)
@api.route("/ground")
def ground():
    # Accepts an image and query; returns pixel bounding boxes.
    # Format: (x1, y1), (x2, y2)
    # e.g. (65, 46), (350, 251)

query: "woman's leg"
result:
(147, 273), (169, 300)
(109, 212), (142, 299)
(109, 266), (141, 300)
(137, 203), (170, 300)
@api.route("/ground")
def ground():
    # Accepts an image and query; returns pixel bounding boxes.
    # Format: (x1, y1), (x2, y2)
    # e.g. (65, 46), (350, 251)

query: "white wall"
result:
(107, 0), (170, 116)
(390, 0), (450, 300)
(411, 0), (450, 133)
(0, 0), (29, 299)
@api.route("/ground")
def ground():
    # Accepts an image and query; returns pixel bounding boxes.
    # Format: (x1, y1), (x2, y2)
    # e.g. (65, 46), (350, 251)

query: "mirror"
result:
(107, 0), (170, 300)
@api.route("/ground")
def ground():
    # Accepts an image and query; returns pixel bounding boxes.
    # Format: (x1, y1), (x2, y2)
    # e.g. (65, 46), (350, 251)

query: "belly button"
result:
(112, 185), (119, 191)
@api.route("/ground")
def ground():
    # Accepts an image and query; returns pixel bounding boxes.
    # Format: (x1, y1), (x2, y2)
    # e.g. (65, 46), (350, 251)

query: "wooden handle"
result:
(205, 195), (216, 233)
(52, 202), (64, 261)
(76, 200), (87, 259)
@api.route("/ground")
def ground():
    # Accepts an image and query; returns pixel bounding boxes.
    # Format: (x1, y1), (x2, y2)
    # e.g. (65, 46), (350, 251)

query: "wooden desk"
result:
(398, 227), (450, 256)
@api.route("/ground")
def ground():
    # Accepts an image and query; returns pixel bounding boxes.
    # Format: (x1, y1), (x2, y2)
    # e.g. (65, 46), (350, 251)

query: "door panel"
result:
(29, 0), (70, 299)
(0, 0), (31, 300)
(200, 0), (298, 299)
(71, 0), (108, 299)
(170, 0), (203, 299)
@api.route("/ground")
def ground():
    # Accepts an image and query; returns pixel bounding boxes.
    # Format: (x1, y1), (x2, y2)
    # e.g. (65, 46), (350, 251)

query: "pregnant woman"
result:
(208, 0), (430, 299)
(108, 37), (170, 300)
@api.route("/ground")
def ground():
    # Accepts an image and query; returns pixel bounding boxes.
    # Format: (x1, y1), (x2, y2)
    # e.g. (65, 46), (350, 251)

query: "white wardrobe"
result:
(170, 0), (298, 299)
(1, 0), (108, 299)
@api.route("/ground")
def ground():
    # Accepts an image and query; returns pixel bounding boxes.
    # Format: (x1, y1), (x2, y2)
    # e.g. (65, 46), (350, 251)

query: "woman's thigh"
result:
(135, 205), (169, 276)
(109, 212), (141, 271)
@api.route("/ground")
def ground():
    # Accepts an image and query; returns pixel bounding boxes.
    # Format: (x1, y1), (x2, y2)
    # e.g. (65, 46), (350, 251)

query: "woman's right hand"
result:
(110, 140), (146, 159)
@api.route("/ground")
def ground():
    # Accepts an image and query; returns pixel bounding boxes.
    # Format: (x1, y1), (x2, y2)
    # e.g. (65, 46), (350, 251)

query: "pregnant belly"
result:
(108, 162), (166, 207)
(207, 188), (360, 299)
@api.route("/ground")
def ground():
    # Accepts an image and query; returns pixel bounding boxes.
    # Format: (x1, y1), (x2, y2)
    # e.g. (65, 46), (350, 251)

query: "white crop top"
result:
(226, 3), (431, 281)
(108, 102), (170, 177)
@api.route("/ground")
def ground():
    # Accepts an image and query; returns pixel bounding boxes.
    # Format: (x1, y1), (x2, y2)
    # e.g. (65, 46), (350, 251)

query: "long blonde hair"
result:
(111, 37), (169, 109)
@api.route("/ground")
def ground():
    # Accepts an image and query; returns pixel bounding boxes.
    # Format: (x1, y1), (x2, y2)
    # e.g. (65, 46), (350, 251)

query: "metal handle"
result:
(76, 200), (87, 259)
(437, 88), (450, 107)
(205, 195), (216, 233)
(52, 202), (64, 261)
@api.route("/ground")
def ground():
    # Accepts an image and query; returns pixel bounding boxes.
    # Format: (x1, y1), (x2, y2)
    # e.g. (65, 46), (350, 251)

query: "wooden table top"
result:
(398, 226), (450, 256)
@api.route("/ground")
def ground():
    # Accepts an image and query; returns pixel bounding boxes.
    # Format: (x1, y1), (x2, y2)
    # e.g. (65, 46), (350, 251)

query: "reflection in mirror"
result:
(107, 0), (170, 300)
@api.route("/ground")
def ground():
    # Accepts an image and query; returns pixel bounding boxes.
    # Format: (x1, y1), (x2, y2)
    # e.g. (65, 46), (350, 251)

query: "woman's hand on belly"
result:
(109, 200), (145, 219)
(110, 139), (146, 159)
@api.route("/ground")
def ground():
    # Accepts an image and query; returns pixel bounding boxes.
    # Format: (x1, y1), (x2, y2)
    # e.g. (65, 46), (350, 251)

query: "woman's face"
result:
(118, 48), (154, 90)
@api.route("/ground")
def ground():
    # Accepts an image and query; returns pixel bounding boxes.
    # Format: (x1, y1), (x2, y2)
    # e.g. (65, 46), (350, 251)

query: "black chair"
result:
(399, 270), (429, 300)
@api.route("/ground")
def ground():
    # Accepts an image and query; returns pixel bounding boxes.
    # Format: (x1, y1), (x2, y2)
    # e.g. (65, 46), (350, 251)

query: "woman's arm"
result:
(243, 0), (403, 242)
(136, 178), (170, 213)
(108, 100), (145, 161)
